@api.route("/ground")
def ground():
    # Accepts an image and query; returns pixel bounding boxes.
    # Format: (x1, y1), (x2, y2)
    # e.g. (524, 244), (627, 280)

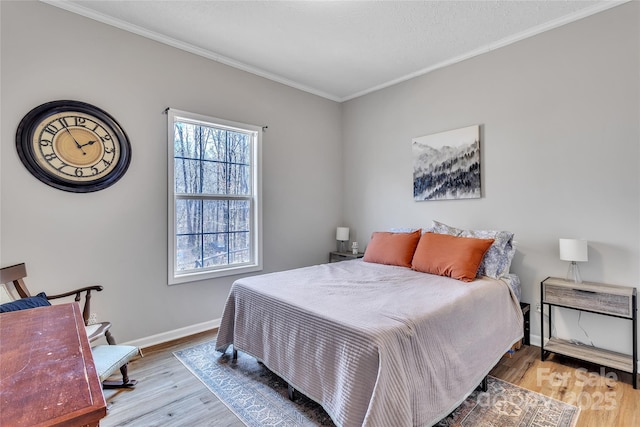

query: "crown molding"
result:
(42, 0), (629, 103)
(40, 0), (342, 102)
(341, 0), (630, 102)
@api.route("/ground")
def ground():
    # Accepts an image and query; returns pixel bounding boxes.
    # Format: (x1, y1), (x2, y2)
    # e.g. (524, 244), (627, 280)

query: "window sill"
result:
(169, 263), (263, 285)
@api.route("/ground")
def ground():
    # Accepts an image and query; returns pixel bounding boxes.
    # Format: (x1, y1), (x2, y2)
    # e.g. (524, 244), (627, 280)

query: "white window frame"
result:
(167, 108), (262, 285)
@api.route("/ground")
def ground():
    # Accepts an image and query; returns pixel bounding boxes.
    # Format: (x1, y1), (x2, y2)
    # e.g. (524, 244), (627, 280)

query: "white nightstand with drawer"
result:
(541, 277), (637, 389)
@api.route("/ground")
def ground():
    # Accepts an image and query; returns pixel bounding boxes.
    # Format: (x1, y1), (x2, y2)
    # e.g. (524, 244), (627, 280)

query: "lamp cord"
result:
(577, 311), (595, 347)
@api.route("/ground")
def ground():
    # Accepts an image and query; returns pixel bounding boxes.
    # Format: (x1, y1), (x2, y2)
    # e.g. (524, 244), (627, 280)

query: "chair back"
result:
(0, 263), (31, 303)
(0, 262), (114, 345)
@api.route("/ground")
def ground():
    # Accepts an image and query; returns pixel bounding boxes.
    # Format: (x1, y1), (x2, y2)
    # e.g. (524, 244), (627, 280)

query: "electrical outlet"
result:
(88, 312), (97, 325)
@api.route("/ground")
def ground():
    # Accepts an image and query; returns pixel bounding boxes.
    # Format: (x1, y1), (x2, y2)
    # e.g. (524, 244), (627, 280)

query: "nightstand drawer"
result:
(543, 278), (633, 318)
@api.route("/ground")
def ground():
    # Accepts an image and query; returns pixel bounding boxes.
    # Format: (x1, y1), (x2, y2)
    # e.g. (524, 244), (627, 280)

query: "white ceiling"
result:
(46, 1), (626, 102)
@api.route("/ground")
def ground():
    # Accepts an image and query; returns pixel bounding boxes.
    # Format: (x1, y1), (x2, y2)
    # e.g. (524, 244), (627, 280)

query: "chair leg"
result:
(102, 363), (138, 389)
(100, 334), (139, 389)
(105, 329), (116, 345)
(120, 363), (130, 384)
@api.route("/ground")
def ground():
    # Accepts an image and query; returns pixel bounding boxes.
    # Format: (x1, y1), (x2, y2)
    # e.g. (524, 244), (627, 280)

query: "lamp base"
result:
(337, 240), (347, 253)
(566, 261), (582, 283)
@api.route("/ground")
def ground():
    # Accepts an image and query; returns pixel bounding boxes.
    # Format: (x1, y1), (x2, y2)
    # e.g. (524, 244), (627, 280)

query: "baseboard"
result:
(121, 318), (221, 349)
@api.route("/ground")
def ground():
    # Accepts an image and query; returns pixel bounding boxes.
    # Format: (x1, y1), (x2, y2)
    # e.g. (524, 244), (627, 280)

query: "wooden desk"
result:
(0, 303), (107, 426)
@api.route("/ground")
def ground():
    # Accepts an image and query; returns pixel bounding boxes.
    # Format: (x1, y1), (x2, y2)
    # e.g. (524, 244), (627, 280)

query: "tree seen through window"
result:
(173, 118), (254, 273)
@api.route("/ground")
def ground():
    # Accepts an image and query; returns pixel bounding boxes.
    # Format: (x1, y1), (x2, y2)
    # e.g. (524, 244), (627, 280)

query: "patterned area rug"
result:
(174, 340), (579, 427)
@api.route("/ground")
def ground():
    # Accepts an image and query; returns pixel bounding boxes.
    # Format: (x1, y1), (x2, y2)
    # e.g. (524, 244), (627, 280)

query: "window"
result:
(167, 109), (262, 284)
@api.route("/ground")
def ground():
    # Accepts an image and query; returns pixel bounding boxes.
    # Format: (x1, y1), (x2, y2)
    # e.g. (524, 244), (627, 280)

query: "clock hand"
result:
(60, 122), (87, 155)
(79, 140), (96, 148)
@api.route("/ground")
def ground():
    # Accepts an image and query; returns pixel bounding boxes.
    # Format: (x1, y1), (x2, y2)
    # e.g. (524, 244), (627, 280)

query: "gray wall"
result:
(342, 2), (639, 353)
(0, 1), (343, 343)
(1, 1), (638, 355)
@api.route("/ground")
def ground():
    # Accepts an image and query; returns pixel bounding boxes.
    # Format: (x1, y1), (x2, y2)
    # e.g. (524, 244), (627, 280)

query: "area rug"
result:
(174, 340), (579, 427)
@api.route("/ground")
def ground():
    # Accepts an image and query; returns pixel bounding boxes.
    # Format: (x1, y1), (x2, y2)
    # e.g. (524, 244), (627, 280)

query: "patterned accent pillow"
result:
(430, 220), (515, 279)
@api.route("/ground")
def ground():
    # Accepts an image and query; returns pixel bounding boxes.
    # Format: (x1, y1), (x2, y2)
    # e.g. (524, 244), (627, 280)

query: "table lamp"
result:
(559, 238), (588, 283)
(336, 227), (349, 252)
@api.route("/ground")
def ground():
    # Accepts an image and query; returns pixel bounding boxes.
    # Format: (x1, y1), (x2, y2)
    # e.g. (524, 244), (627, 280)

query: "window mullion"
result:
(175, 194), (251, 201)
(225, 130), (230, 265)
(199, 199), (204, 268)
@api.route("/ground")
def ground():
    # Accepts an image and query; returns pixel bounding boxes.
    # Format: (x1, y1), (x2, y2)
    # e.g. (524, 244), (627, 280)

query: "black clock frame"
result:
(16, 100), (131, 193)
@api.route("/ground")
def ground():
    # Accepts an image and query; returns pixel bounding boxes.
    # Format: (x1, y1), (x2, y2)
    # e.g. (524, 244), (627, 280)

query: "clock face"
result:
(16, 101), (131, 192)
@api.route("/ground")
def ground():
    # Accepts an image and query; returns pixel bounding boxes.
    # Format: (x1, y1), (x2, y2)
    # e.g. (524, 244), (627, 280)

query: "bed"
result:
(216, 223), (524, 427)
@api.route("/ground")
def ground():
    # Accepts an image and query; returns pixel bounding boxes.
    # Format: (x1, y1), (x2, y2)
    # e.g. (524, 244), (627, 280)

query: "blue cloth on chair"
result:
(0, 292), (50, 312)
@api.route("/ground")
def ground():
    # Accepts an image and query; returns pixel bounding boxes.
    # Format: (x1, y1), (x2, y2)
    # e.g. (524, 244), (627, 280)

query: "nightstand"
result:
(329, 251), (364, 263)
(541, 276), (637, 389)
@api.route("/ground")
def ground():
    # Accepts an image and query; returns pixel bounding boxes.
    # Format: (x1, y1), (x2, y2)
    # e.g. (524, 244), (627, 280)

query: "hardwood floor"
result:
(102, 332), (639, 426)
(491, 346), (639, 427)
(101, 330), (241, 427)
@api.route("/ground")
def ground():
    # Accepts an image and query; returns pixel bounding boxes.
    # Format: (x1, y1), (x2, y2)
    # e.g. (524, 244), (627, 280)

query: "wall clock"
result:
(16, 100), (131, 193)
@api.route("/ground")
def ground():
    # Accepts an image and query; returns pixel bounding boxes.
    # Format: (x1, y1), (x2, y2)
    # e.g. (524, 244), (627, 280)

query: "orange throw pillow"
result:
(412, 232), (494, 282)
(363, 229), (422, 268)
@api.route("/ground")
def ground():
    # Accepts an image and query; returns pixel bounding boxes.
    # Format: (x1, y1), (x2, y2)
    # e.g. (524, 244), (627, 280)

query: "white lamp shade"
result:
(336, 227), (349, 241)
(559, 238), (588, 262)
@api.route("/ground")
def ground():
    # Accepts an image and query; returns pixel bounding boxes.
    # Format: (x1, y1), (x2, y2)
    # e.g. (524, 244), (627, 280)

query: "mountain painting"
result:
(413, 125), (481, 201)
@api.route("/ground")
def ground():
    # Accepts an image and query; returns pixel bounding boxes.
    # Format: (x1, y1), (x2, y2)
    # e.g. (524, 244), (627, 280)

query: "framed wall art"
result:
(412, 125), (481, 201)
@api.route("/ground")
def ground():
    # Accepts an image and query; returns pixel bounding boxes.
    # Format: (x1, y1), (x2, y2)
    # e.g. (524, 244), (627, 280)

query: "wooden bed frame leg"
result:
(480, 376), (488, 392)
(287, 384), (296, 401)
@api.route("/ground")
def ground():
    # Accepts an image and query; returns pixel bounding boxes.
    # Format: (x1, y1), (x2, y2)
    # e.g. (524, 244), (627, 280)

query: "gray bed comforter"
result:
(216, 259), (523, 427)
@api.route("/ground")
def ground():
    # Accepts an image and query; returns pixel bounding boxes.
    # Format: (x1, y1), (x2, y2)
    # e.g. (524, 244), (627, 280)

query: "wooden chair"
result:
(0, 262), (137, 388)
